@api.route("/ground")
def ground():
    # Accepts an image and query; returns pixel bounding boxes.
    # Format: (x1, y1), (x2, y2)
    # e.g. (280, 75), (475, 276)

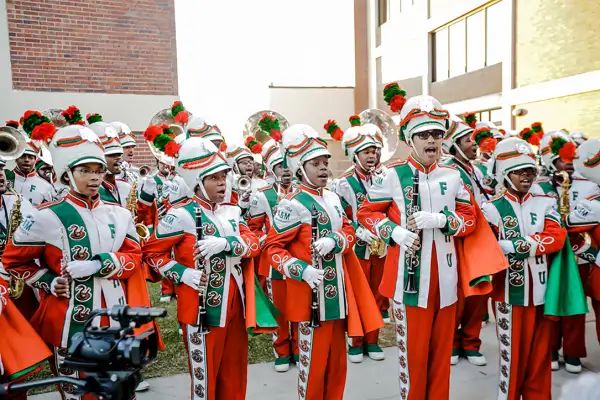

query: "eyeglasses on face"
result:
(73, 168), (107, 177)
(412, 130), (445, 141)
(509, 168), (538, 178)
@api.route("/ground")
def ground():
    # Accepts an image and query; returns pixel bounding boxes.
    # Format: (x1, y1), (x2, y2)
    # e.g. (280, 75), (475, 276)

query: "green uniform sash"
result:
(295, 191), (345, 321)
(345, 174), (369, 259)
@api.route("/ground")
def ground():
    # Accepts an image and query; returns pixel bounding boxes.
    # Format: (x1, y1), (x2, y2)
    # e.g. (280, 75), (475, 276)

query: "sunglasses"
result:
(412, 130), (445, 141)
(509, 168), (538, 178)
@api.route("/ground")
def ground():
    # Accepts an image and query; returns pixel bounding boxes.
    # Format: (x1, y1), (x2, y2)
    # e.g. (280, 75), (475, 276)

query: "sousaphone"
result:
(243, 110), (289, 145)
(147, 108), (193, 166)
(359, 108), (408, 162)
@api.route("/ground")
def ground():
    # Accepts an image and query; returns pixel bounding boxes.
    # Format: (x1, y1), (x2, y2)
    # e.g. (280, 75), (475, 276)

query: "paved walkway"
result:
(31, 317), (600, 399)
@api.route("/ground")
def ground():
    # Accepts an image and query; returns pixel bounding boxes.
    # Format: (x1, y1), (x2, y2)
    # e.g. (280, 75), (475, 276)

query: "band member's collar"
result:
(14, 168), (36, 179)
(408, 155), (438, 174)
(300, 182), (324, 196)
(452, 157), (473, 173)
(66, 190), (101, 209)
(504, 190), (531, 204)
(354, 165), (371, 181)
(102, 179), (117, 193)
(193, 195), (217, 211)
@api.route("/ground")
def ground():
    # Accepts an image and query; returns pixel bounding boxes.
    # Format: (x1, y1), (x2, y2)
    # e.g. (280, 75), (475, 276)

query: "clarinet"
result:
(195, 207), (210, 334)
(404, 169), (420, 294)
(309, 204), (321, 328)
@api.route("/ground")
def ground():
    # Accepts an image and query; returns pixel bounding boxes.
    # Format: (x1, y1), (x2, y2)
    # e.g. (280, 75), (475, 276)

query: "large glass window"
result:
(434, 28), (449, 81)
(432, 1), (503, 82)
(486, 2), (503, 65)
(449, 20), (466, 78)
(466, 12), (485, 72)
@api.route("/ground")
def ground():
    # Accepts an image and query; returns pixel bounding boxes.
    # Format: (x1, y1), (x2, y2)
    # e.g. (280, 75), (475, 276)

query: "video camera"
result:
(0, 305), (166, 400)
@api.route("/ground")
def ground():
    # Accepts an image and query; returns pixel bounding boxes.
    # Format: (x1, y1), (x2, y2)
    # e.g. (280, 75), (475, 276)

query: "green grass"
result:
(27, 282), (396, 394)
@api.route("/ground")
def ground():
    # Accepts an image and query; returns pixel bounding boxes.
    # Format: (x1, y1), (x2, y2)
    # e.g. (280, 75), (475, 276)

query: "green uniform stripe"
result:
(345, 174), (369, 259)
(492, 197), (526, 306)
(48, 201), (95, 346)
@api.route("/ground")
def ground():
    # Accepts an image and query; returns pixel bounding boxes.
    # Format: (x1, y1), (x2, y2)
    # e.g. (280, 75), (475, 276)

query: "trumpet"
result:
(233, 174), (252, 192)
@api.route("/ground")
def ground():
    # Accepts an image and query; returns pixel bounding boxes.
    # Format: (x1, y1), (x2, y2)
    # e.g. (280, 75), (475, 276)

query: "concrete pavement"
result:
(31, 317), (600, 399)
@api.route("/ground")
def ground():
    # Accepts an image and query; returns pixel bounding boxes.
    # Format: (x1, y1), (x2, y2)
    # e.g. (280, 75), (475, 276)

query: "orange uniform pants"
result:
(550, 264), (588, 358)
(592, 300), (600, 345)
(494, 302), (552, 400)
(297, 319), (347, 400)
(265, 278), (298, 359)
(453, 292), (487, 354)
(394, 250), (456, 400)
(352, 256), (387, 347)
(182, 282), (248, 400)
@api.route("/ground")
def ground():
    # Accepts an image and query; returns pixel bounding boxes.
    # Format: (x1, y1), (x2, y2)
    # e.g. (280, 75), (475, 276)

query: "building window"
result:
(378, 0), (388, 26)
(486, 2), (503, 66)
(433, 27), (449, 81)
(432, 1), (503, 82)
(462, 108), (502, 125)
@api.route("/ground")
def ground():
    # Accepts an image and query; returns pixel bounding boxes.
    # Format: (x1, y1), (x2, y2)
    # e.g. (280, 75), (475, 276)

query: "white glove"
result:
(391, 226), (419, 252)
(313, 237), (336, 257)
(140, 177), (157, 199)
(66, 260), (101, 279)
(0, 354), (3, 376)
(413, 211), (447, 230)
(356, 226), (377, 245)
(181, 268), (203, 291)
(498, 240), (515, 255)
(197, 236), (230, 258)
(302, 265), (325, 289)
(238, 190), (252, 209)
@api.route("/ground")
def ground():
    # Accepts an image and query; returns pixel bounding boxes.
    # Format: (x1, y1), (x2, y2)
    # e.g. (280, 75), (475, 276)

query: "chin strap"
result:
(65, 168), (86, 196)
(452, 143), (470, 161)
(299, 164), (316, 187)
(503, 173), (520, 192)
(195, 177), (211, 201)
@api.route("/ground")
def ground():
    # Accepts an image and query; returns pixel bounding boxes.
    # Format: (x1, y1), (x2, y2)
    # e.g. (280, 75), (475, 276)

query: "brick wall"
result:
(131, 133), (157, 168)
(515, 91), (600, 138)
(6, 0), (178, 94)
(516, 0), (600, 88)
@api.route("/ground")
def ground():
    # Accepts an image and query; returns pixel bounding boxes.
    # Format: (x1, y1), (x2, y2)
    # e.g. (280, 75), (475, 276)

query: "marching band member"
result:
(261, 124), (383, 400)
(358, 86), (504, 400)
(142, 136), (277, 400)
(111, 121), (138, 184)
(330, 115), (388, 363)
(482, 138), (566, 399)
(0, 150), (37, 321)
(442, 119), (492, 366)
(87, 113), (131, 207)
(533, 131), (599, 373)
(225, 138), (267, 210)
(248, 137), (297, 372)
(572, 138), (600, 347)
(3, 123), (147, 400)
(5, 112), (54, 206)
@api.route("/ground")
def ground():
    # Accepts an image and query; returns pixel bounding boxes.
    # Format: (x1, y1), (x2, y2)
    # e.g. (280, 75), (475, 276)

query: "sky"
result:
(174, 0), (355, 142)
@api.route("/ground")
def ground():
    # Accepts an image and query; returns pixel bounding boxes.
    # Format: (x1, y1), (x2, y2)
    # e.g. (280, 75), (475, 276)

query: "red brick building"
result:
(1, 0), (180, 166)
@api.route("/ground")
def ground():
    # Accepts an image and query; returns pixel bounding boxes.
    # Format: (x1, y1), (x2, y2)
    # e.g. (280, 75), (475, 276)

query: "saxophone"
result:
(6, 191), (24, 299)
(126, 180), (150, 241)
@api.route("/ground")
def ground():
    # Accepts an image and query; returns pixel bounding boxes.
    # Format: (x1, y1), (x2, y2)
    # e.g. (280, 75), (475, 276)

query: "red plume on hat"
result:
(21, 110), (56, 142)
(258, 113), (282, 142)
(144, 125), (181, 157)
(471, 127), (497, 153)
(519, 127), (541, 146)
(244, 136), (262, 154)
(463, 112), (477, 128)
(549, 136), (576, 164)
(349, 115), (361, 127)
(383, 82), (407, 113)
(5, 120), (19, 129)
(62, 105), (85, 125)
(171, 101), (189, 125)
(324, 120), (343, 141)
